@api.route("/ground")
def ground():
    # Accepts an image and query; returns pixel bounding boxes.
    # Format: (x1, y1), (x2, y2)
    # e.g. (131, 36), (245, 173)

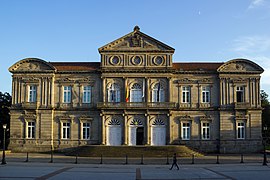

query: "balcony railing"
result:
(21, 102), (37, 109)
(234, 102), (251, 109)
(97, 102), (177, 109)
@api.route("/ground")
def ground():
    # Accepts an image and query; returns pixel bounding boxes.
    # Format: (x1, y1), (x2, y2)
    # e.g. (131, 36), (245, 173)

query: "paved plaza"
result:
(0, 153), (270, 180)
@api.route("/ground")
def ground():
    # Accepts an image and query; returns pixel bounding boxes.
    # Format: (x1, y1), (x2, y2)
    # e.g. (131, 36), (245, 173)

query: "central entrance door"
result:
(136, 127), (144, 145)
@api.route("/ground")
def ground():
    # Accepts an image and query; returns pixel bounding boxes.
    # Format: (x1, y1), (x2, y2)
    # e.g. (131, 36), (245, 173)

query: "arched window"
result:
(130, 83), (142, 102)
(130, 118), (143, 126)
(108, 119), (121, 125)
(152, 118), (165, 125)
(108, 83), (120, 102)
(152, 82), (165, 102)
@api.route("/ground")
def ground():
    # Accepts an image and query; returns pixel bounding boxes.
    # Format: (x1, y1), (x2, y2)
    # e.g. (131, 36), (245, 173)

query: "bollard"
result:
(191, 154), (195, 164)
(263, 151), (267, 166)
(125, 154), (128, 164)
(25, 152), (29, 162)
(140, 154), (144, 165)
(50, 148), (53, 163)
(100, 154), (103, 164)
(166, 154), (169, 165)
(240, 154), (244, 163)
(75, 154), (78, 164)
(216, 155), (220, 164)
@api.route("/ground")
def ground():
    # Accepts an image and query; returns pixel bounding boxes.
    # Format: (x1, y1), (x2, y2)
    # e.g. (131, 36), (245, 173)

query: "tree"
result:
(261, 90), (270, 138)
(261, 90), (270, 106)
(0, 92), (11, 149)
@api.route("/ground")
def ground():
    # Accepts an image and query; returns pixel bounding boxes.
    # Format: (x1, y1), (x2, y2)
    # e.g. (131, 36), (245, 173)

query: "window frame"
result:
(237, 121), (245, 139)
(236, 86), (244, 103)
(182, 86), (190, 103)
(201, 122), (210, 140)
(181, 122), (191, 140)
(62, 122), (71, 139)
(26, 121), (35, 139)
(108, 83), (121, 103)
(130, 83), (142, 102)
(63, 86), (72, 103)
(82, 122), (91, 140)
(28, 85), (37, 102)
(152, 83), (165, 102)
(202, 86), (210, 103)
(83, 85), (92, 103)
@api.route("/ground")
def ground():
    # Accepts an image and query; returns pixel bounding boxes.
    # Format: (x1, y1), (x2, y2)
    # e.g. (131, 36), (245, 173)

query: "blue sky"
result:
(1, 0), (270, 96)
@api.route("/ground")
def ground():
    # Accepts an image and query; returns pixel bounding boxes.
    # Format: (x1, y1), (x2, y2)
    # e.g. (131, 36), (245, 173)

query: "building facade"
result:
(9, 26), (264, 153)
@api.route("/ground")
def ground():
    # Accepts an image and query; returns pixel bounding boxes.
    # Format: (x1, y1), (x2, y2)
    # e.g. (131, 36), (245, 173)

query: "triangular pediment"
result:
(9, 58), (56, 73)
(217, 59), (264, 73)
(98, 26), (175, 52)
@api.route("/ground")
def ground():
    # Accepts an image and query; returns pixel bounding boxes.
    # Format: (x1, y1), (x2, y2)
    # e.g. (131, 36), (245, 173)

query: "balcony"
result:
(234, 102), (251, 109)
(97, 102), (177, 109)
(21, 102), (38, 109)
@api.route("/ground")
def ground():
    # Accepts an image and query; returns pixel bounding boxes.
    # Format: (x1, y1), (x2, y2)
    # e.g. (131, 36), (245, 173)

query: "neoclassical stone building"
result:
(9, 26), (264, 153)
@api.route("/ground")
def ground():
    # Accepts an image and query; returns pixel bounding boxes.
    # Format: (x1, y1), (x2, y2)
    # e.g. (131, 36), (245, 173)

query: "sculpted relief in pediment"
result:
(217, 59), (264, 73)
(9, 58), (55, 72)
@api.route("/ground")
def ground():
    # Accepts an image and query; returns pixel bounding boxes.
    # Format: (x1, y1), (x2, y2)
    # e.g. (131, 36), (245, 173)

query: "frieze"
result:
(179, 115), (192, 121)
(56, 78), (75, 83)
(177, 78), (197, 84)
(22, 77), (40, 83)
(198, 78), (213, 84)
(200, 115), (212, 121)
(76, 77), (95, 85)
(232, 78), (248, 83)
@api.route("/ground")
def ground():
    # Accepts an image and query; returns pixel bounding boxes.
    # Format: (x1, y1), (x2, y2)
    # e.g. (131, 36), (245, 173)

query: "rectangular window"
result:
(202, 122), (210, 140)
(182, 86), (190, 103)
(202, 86), (210, 103)
(236, 86), (244, 102)
(63, 86), (71, 103)
(182, 122), (190, 140)
(83, 86), (91, 103)
(29, 85), (37, 102)
(62, 122), (70, 139)
(27, 121), (35, 138)
(82, 122), (90, 140)
(237, 122), (245, 139)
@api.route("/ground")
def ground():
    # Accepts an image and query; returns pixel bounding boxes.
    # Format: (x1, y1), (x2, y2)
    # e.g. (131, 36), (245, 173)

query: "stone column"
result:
(23, 83), (26, 103)
(48, 78), (51, 106)
(219, 78), (223, 105)
(256, 78), (260, 106)
(146, 78), (150, 102)
(18, 78), (21, 104)
(12, 77), (15, 104)
(101, 115), (106, 145)
(102, 77), (106, 102)
(167, 77), (172, 102)
(124, 114), (128, 145)
(197, 84), (201, 107)
(146, 114), (150, 145)
(254, 78), (258, 107)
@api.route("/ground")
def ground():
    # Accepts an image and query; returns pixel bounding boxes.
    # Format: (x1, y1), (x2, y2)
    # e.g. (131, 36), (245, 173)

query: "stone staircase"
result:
(66, 145), (203, 157)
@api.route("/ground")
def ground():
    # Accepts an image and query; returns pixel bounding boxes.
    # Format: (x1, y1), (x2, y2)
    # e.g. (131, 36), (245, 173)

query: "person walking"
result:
(169, 153), (179, 170)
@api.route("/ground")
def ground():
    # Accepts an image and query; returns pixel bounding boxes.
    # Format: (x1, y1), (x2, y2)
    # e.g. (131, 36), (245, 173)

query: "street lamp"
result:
(263, 126), (267, 166)
(1, 124), (7, 165)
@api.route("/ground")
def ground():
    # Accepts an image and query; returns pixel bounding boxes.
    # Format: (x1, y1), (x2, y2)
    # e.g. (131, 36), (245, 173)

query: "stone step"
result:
(66, 145), (203, 157)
